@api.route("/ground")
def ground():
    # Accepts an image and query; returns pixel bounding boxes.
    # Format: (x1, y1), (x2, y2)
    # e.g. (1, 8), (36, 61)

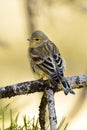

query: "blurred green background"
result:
(0, 0), (87, 130)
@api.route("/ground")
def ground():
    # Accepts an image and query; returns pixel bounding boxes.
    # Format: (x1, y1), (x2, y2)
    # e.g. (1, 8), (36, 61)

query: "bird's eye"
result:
(35, 38), (40, 41)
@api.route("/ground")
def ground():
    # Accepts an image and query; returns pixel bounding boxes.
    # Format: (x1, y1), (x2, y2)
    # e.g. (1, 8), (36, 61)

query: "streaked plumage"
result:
(27, 30), (75, 95)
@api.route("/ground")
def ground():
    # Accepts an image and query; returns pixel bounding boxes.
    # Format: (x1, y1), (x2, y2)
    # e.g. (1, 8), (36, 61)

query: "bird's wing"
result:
(43, 41), (64, 80)
(53, 54), (64, 78)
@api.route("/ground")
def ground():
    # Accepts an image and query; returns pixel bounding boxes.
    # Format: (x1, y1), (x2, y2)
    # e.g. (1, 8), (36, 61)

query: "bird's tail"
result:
(61, 79), (75, 95)
(50, 73), (75, 95)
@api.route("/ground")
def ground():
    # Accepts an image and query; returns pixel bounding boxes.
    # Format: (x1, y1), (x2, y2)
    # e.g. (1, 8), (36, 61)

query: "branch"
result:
(45, 88), (57, 130)
(0, 74), (87, 99)
(39, 92), (47, 130)
(0, 74), (87, 130)
(39, 84), (57, 130)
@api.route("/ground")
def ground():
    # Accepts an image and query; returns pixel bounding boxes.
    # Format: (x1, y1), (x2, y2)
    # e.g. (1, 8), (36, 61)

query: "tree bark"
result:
(0, 74), (87, 99)
(0, 74), (87, 130)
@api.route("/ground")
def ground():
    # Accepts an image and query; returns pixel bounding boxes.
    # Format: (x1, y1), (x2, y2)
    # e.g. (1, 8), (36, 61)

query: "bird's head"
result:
(27, 30), (48, 47)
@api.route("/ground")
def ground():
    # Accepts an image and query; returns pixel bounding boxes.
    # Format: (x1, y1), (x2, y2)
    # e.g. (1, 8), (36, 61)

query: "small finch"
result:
(27, 30), (75, 95)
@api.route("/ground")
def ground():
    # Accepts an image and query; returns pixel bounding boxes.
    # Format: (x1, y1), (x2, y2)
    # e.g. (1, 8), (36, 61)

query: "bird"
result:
(27, 30), (75, 95)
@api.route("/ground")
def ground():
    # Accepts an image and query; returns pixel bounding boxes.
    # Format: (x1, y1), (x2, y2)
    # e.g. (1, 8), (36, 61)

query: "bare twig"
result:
(39, 92), (47, 130)
(0, 74), (87, 99)
(45, 87), (57, 130)
(0, 74), (87, 130)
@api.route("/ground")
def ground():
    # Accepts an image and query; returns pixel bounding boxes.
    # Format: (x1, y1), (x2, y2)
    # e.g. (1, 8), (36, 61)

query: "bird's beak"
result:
(27, 37), (33, 46)
(27, 37), (32, 41)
